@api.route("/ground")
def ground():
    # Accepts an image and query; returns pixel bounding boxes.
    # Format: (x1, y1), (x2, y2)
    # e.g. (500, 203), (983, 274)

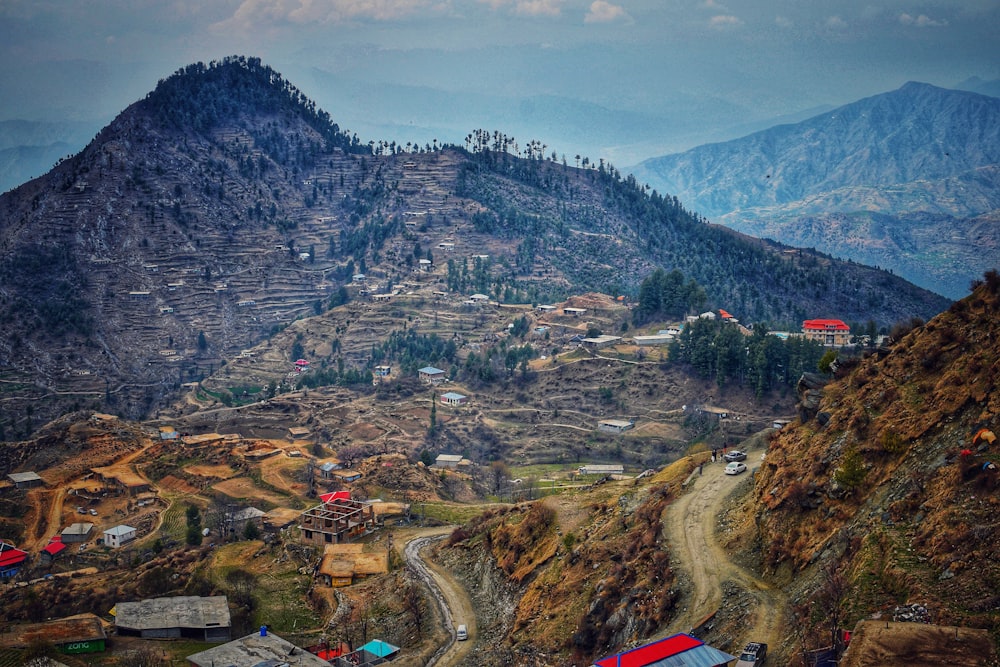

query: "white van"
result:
(456, 624), (468, 641)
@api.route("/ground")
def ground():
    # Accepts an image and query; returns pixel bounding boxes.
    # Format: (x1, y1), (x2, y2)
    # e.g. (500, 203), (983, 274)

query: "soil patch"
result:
(212, 477), (289, 505)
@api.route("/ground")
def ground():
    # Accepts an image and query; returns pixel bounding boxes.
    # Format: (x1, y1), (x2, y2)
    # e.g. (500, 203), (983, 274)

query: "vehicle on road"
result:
(724, 450), (747, 462)
(725, 462), (747, 475)
(456, 624), (468, 641)
(735, 641), (767, 666)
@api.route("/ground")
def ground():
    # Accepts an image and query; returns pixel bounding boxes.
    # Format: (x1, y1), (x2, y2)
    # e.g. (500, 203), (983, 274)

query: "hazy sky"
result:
(1, 0), (998, 163)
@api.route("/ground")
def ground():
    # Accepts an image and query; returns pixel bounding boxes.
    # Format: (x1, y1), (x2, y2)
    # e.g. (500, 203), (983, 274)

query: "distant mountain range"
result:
(631, 82), (1000, 299)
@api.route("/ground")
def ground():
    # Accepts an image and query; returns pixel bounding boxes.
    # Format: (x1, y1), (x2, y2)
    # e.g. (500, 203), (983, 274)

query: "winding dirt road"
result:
(403, 530), (477, 667)
(663, 457), (787, 652)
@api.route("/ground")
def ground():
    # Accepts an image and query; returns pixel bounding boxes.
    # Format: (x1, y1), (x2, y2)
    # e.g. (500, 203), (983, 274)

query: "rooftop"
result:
(115, 596), (231, 632)
(187, 631), (331, 667)
(0, 613), (106, 649)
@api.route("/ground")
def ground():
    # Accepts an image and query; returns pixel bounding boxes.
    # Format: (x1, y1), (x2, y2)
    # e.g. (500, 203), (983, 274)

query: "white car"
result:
(725, 461), (747, 475)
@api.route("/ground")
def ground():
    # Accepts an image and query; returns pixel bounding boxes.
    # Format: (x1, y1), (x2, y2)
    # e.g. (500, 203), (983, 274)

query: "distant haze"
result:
(0, 1), (997, 188)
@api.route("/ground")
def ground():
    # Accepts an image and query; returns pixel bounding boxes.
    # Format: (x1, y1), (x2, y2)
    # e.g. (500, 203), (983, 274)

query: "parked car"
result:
(456, 624), (468, 641)
(725, 462), (747, 475)
(724, 450), (747, 462)
(735, 642), (767, 666)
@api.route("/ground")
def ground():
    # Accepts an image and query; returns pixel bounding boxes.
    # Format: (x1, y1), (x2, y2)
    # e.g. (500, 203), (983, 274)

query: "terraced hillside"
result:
(0, 57), (949, 436)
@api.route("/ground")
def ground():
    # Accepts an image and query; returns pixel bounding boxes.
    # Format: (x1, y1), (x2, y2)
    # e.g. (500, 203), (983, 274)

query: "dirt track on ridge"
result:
(663, 457), (787, 652)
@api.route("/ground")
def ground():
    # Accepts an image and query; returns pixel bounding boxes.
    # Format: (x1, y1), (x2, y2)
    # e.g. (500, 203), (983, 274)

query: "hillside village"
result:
(0, 58), (996, 667)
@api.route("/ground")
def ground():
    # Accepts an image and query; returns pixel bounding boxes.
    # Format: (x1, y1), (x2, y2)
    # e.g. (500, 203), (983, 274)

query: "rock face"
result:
(632, 82), (1000, 298)
(796, 372), (829, 422)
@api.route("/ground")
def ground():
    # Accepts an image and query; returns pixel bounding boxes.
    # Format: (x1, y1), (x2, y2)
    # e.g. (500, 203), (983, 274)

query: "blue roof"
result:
(419, 366), (445, 374)
(593, 634), (735, 667)
(359, 639), (399, 658)
(441, 392), (466, 400)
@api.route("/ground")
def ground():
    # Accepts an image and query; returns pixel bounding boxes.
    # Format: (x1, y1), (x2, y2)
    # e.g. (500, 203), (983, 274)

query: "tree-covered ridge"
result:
(455, 138), (945, 327)
(141, 56), (364, 153)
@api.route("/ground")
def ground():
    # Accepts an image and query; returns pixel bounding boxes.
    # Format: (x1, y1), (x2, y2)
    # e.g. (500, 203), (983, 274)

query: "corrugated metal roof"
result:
(593, 634), (735, 667)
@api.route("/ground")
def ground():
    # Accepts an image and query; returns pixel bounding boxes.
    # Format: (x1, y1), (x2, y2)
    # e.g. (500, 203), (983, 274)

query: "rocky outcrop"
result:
(796, 372), (829, 422)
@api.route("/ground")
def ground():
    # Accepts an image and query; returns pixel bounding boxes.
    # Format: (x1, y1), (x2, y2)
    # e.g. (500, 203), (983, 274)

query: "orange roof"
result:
(719, 308), (733, 320)
(803, 319), (850, 331)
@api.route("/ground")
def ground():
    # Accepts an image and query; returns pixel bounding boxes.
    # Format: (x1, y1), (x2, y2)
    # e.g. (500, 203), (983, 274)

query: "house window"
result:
(304, 530), (312, 539)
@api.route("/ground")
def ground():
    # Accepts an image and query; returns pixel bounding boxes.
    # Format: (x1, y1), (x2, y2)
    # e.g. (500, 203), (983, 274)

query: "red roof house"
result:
(41, 537), (68, 564)
(802, 318), (851, 347)
(319, 491), (352, 504)
(592, 633), (735, 667)
(0, 543), (28, 578)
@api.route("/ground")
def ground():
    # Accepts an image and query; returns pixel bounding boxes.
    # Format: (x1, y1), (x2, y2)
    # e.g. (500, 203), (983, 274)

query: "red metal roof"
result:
(594, 634), (703, 667)
(718, 309), (733, 320)
(42, 541), (67, 556)
(803, 318), (850, 331)
(0, 543), (28, 568)
(319, 491), (352, 503)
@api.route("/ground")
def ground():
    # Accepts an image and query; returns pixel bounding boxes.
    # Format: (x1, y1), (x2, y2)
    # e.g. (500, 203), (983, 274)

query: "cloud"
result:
(708, 14), (742, 29)
(584, 1), (628, 24)
(824, 15), (848, 30)
(899, 13), (948, 28)
(220, 0), (433, 29)
(477, 0), (562, 17)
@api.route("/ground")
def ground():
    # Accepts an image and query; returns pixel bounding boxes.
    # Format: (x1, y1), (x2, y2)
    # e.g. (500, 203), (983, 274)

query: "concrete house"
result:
(440, 392), (468, 406)
(103, 525), (137, 548)
(598, 419), (635, 434)
(803, 318), (852, 347)
(434, 454), (464, 469)
(188, 629), (331, 667)
(578, 464), (624, 476)
(418, 366), (446, 384)
(7, 471), (43, 489)
(61, 522), (95, 543)
(300, 495), (377, 546)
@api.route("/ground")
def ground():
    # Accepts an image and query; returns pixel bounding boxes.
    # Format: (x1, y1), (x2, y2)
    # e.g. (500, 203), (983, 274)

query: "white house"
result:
(598, 419), (635, 434)
(103, 525), (137, 548)
(418, 366), (447, 384)
(440, 392), (468, 406)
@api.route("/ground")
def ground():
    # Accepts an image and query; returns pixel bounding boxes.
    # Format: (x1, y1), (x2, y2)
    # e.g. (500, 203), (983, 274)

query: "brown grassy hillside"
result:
(752, 272), (1000, 653)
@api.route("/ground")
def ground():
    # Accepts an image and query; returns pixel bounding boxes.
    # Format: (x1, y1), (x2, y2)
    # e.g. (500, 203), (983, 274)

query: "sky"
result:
(0, 0), (998, 167)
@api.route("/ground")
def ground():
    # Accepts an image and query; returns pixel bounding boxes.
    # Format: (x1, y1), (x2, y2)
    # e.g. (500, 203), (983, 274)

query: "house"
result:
(40, 537), (68, 565)
(0, 613), (107, 655)
(592, 633), (735, 667)
(187, 629), (331, 667)
(533, 326), (550, 336)
(352, 273), (366, 283)
(582, 335), (621, 350)
(331, 469), (362, 483)
(7, 471), (43, 489)
(434, 454), (464, 469)
(536, 304), (557, 312)
(803, 318), (852, 347)
(0, 543), (28, 579)
(418, 366), (447, 384)
(468, 293), (490, 303)
(115, 595), (231, 642)
(61, 523), (94, 543)
(299, 495), (377, 545)
(563, 307), (587, 317)
(317, 460), (343, 479)
(440, 392), (468, 406)
(91, 465), (151, 496)
(316, 543), (389, 587)
(103, 525), (137, 548)
(288, 426), (311, 440)
(371, 293), (393, 302)
(159, 426), (179, 440)
(719, 308), (738, 322)
(598, 419), (635, 434)
(374, 365), (391, 377)
(224, 507), (266, 536)
(578, 464), (624, 476)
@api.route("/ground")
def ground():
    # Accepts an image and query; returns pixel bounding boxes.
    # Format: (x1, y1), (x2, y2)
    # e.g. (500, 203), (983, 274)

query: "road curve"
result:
(663, 457), (787, 651)
(404, 533), (477, 667)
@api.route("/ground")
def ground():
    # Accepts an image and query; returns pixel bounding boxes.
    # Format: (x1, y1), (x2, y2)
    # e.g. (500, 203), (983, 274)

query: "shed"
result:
(318, 460), (343, 478)
(582, 335), (621, 349)
(592, 633), (734, 667)
(115, 595), (231, 642)
(288, 426), (311, 440)
(0, 613), (107, 655)
(331, 469), (362, 483)
(103, 525), (137, 548)
(7, 471), (43, 489)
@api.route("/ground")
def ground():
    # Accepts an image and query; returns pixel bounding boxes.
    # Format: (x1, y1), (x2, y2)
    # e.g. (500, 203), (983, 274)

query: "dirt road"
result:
(403, 530), (477, 667)
(663, 457), (787, 652)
